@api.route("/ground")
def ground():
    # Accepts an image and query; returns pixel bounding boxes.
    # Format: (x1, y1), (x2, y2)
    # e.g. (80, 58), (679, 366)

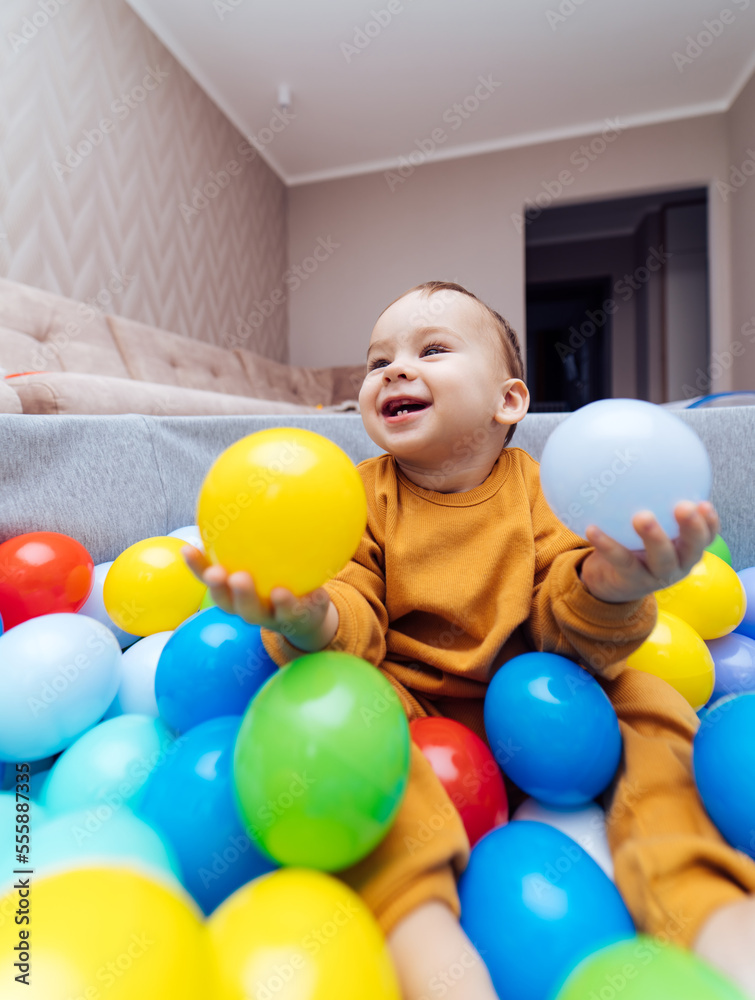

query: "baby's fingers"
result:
(182, 544), (210, 582)
(672, 501), (715, 573)
(228, 571), (274, 624)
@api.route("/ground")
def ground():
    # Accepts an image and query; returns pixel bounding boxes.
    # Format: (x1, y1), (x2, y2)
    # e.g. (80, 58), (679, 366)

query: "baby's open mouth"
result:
(382, 398), (431, 418)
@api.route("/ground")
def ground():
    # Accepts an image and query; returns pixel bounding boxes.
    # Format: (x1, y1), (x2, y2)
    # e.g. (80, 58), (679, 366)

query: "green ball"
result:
(706, 534), (732, 567)
(199, 588), (215, 610)
(233, 651), (410, 870)
(556, 935), (747, 1000)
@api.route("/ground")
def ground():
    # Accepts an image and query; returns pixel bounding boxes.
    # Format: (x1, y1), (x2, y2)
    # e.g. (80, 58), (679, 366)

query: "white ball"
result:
(513, 797), (614, 879)
(539, 399), (711, 549)
(105, 631), (173, 718)
(78, 562), (139, 648)
(168, 524), (204, 552)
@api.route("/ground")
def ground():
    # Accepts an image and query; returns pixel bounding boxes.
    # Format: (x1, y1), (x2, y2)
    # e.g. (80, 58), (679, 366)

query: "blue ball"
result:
(155, 607), (278, 733)
(135, 715), (277, 914)
(459, 821), (635, 1000)
(539, 399), (711, 549)
(693, 692), (755, 858)
(484, 652), (622, 806)
(734, 567), (755, 641)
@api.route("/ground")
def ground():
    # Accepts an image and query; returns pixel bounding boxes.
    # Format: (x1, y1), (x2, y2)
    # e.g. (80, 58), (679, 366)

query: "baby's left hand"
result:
(579, 500), (720, 604)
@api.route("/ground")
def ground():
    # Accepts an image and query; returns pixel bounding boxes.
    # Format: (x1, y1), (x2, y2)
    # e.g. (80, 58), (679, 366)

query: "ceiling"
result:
(125, 0), (755, 186)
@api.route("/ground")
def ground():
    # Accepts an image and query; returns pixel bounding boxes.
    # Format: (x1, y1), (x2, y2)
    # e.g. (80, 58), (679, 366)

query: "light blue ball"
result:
(43, 714), (176, 817)
(539, 399), (711, 549)
(16, 806), (182, 891)
(0, 614), (122, 762)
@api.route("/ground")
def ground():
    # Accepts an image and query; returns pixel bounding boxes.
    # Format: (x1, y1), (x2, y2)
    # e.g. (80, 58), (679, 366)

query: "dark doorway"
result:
(526, 278), (611, 412)
(524, 187), (709, 407)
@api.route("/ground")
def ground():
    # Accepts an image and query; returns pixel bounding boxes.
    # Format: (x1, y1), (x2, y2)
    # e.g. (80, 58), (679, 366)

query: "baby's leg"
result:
(388, 901), (499, 1000)
(338, 739), (495, 997)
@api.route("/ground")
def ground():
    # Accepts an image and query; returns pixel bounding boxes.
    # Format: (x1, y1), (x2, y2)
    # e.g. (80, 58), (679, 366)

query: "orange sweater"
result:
(261, 446), (755, 944)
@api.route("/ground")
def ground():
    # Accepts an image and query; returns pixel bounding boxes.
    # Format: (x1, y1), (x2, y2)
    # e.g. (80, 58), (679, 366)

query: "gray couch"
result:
(1, 407), (753, 572)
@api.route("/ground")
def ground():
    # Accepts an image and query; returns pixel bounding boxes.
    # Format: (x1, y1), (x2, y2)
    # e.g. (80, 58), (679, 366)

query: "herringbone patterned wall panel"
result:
(0, 0), (288, 360)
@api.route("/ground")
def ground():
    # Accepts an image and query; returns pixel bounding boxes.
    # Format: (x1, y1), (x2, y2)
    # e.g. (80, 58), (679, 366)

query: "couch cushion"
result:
(10, 372), (323, 416)
(0, 379), (22, 414)
(0, 277), (131, 377)
(108, 315), (255, 397)
(234, 348), (301, 403)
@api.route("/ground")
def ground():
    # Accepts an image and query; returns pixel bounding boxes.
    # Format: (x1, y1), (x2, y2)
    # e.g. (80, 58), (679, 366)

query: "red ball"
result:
(0, 531), (94, 629)
(411, 717), (509, 847)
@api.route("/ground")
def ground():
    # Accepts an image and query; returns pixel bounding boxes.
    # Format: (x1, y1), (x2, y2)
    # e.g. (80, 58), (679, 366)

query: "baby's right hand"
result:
(182, 545), (334, 650)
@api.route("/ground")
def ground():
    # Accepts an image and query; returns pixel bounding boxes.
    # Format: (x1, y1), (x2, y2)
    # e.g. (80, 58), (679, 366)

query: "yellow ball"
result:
(0, 868), (209, 999)
(196, 428), (367, 600)
(627, 610), (715, 710)
(103, 536), (205, 636)
(654, 551), (746, 640)
(206, 868), (401, 1000)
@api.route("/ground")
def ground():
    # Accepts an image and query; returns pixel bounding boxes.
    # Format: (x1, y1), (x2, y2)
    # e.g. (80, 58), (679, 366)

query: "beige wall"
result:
(0, 0), (288, 359)
(726, 69), (755, 391)
(288, 112), (735, 393)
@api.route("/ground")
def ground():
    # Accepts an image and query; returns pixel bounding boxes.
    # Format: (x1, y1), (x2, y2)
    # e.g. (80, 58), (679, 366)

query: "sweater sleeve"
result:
(260, 516), (390, 668)
(601, 668), (755, 947)
(520, 455), (657, 680)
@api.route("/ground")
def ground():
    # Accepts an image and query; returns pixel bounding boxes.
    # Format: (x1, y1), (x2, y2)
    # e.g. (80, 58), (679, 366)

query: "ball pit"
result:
(0, 409), (751, 997)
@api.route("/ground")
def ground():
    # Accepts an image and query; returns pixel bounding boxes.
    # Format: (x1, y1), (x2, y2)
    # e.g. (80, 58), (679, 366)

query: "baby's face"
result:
(360, 289), (518, 476)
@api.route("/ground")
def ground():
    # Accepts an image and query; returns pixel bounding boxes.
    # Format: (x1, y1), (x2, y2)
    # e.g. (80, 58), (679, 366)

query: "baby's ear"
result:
(498, 378), (530, 424)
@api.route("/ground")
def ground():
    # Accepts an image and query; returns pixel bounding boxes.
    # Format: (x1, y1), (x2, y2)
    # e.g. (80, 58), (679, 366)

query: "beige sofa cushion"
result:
(10, 372), (324, 417)
(0, 379), (22, 414)
(234, 349), (302, 404)
(0, 277), (130, 378)
(107, 315), (255, 397)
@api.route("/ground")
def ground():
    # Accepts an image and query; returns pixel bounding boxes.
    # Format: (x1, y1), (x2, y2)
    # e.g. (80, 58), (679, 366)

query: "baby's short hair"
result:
(381, 280), (525, 445)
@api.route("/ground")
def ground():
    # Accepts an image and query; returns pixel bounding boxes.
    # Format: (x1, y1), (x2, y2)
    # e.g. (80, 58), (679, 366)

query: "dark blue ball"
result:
(484, 652), (622, 806)
(136, 715), (277, 914)
(155, 607), (278, 733)
(459, 820), (635, 1000)
(694, 692), (755, 858)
